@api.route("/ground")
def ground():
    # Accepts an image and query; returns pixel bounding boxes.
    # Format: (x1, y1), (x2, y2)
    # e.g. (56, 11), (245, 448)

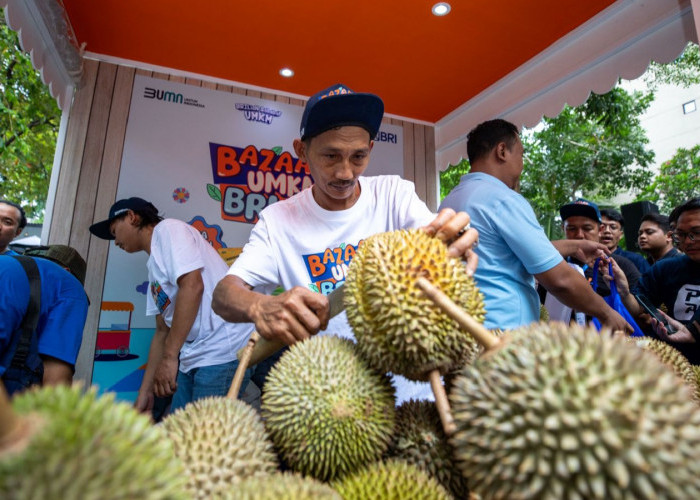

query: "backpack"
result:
(2, 256), (44, 395)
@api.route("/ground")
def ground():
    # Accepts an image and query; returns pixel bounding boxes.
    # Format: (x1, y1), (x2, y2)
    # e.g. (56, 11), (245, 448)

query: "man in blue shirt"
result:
(0, 246), (89, 394)
(0, 200), (25, 256)
(440, 119), (631, 333)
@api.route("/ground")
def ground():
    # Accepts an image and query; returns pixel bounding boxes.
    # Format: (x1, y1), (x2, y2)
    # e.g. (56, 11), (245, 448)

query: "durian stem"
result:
(228, 331), (260, 400)
(415, 277), (501, 351)
(429, 370), (456, 436)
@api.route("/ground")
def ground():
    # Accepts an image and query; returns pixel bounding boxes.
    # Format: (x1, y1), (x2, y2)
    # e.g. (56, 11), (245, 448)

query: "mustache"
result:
(330, 180), (355, 188)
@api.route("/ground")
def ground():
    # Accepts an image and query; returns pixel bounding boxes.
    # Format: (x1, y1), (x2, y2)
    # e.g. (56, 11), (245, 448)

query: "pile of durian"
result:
(3, 228), (700, 500)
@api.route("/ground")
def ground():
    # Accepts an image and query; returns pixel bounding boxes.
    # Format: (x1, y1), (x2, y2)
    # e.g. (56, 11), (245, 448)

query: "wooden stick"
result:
(429, 370), (456, 436)
(415, 277), (501, 351)
(227, 331), (260, 400)
(237, 336), (285, 367)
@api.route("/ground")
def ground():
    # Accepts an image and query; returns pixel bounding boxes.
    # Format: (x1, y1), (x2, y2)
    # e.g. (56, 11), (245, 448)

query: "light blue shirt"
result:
(440, 172), (562, 329)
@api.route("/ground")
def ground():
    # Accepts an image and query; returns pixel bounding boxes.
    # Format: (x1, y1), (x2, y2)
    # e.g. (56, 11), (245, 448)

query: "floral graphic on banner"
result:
(172, 187), (190, 203)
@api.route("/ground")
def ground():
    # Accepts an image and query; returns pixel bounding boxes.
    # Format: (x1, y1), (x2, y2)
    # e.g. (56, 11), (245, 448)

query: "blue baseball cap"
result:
(300, 83), (384, 141)
(559, 198), (602, 223)
(89, 197), (156, 240)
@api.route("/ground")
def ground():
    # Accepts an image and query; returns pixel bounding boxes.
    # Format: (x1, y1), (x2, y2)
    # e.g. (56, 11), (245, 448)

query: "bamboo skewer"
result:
(415, 277), (501, 351)
(414, 276), (503, 437)
(227, 331), (260, 400)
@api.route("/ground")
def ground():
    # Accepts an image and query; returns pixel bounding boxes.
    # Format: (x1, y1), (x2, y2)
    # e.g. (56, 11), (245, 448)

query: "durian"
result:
(345, 228), (486, 380)
(0, 385), (188, 500)
(450, 322), (700, 499)
(387, 399), (470, 497)
(332, 459), (451, 500)
(261, 335), (395, 481)
(161, 396), (277, 499)
(632, 337), (700, 400)
(232, 472), (341, 499)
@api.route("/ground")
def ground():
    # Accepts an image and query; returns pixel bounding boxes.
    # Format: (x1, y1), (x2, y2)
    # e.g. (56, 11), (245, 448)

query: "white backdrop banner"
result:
(100, 74), (404, 328)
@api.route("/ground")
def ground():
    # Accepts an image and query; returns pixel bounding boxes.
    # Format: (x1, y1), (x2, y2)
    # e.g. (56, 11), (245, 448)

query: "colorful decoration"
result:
(172, 187), (190, 203)
(188, 215), (226, 250)
(136, 281), (149, 295)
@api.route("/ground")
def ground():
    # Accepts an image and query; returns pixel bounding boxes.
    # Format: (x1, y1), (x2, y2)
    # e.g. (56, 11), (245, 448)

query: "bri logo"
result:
(235, 103), (282, 125)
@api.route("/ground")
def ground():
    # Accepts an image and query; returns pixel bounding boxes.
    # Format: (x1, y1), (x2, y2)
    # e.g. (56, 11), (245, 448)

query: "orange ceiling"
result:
(61, 0), (617, 123)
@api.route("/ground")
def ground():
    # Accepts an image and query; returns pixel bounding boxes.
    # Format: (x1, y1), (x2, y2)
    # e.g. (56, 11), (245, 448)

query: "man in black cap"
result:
(213, 83), (480, 403)
(560, 197), (641, 295)
(90, 198), (255, 413)
(0, 245), (88, 394)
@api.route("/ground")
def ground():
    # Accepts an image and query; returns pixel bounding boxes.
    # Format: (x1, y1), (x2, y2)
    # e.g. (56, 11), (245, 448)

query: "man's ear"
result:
(293, 139), (307, 162)
(495, 142), (508, 161)
(127, 210), (140, 227)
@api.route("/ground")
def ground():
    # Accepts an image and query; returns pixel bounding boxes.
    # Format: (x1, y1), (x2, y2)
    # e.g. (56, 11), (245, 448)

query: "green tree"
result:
(439, 158), (470, 199)
(519, 87), (655, 238)
(636, 144), (700, 213)
(644, 42), (700, 89)
(1, 19), (60, 221)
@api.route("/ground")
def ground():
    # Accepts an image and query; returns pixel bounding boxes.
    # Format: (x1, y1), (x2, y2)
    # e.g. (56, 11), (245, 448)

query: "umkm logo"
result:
(144, 87), (184, 104)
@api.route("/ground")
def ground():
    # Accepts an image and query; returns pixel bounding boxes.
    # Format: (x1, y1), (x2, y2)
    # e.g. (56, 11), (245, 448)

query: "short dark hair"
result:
(669, 197), (700, 226)
(0, 200), (27, 230)
(641, 213), (671, 233)
(600, 208), (624, 227)
(466, 119), (520, 164)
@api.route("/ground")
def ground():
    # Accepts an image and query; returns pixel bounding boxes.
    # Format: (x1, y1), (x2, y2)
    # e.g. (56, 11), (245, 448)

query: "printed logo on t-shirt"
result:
(303, 241), (362, 295)
(674, 284), (700, 321)
(151, 281), (171, 314)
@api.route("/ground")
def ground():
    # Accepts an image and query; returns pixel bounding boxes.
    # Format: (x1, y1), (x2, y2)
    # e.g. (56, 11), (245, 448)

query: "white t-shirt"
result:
(229, 175), (436, 403)
(147, 219), (254, 372)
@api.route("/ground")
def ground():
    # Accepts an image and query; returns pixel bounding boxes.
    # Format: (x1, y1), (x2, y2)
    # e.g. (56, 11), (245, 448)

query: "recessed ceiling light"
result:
(432, 2), (451, 16)
(279, 68), (294, 77)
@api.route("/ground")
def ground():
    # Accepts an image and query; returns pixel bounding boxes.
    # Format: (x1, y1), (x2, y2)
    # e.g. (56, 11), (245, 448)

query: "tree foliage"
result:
(519, 87), (655, 238)
(1, 19), (60, 221)
(636, 144), (700, 214)
(644, 42), (700, 89)
(439, 158), (470, 200)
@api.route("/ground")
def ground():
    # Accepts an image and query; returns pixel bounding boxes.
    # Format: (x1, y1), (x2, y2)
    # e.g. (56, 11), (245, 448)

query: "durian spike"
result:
(0, 383), (42, 457)
(228, 331), (260, 399)
(415, 277), (501, 351)
(429, 370), (456, 436)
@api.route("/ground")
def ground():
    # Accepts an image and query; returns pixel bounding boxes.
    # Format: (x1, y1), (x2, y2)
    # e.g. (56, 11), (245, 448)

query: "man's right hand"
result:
(599, 308), (634, 335)
(249, 286), (330, 345)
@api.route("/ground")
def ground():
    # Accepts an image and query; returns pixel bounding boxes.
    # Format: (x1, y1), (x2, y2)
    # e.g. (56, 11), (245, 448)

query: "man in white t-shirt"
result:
(90, 198), (254, 412)
(212, 83), (479, 403)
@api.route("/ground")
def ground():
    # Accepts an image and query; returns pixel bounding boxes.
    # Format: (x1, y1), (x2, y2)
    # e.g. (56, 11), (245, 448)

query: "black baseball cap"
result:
(300, 83), (384, 141)
(89, 197), (154, 240)
(559, 198), (602, 223)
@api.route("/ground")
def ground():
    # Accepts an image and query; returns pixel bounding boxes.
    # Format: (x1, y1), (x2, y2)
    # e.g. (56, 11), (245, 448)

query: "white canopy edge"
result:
(2, 0), (78, 110)
(436, 0), (699, 171)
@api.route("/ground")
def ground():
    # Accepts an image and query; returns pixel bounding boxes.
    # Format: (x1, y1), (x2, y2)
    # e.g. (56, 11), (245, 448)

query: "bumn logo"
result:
(144, 87), (184, 104)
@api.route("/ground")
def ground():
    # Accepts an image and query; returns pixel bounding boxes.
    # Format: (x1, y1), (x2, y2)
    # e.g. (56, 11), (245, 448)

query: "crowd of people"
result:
(2, 84), (699, 419)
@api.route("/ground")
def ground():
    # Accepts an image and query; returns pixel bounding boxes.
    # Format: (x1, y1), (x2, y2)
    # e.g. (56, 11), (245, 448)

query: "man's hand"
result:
(153, 355), (179, 397)
(653, 311), (696, 343)
(600, 308), (635, 335)
(134, 388), (155, 414)
(422, 208), (479, 275)
(249, 286), (330, 345)
(552, 239), (610, 264)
